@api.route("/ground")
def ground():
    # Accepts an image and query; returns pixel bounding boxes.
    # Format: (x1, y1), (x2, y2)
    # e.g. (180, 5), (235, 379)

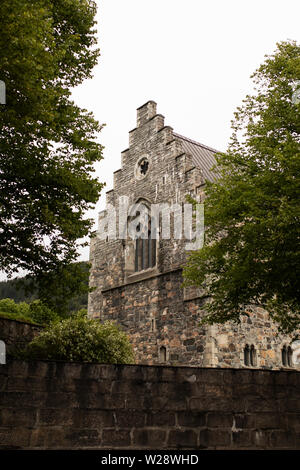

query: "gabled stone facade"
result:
(88, 101), (299, 370)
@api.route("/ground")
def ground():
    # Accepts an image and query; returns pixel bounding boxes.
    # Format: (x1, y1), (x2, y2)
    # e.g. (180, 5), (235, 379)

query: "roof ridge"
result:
(173, 132), (220, 154)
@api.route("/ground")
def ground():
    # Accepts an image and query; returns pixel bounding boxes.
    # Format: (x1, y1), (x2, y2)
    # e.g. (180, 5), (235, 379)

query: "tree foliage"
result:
(0, 261), (90, 315)
(0, 0), (104, 278)
(183, 41), (300, 333)
(28, 299), (59, 325)
(27, 260), (91, 316)
(0, 277), (36, 303)
(20, 314), (135, 364)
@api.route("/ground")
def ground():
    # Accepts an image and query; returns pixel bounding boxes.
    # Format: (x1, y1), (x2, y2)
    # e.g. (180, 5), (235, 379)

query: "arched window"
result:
(282, 346), (287, 366)
(244, 344), (256, 367)
(134, 220), (156, 272)
(288, 346), (293, 367)
(125, 199), (158, 280)
(282, 345), (293, 368)
(250, 345), (256, 366)
(159, 346), (167, 363)
(244, 344), (250, 366)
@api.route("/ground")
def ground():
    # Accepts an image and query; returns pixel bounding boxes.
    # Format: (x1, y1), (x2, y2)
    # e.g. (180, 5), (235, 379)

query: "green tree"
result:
(26, 260), (90, 316)
(21, 316), (135, 364)
(0, 261), (90, 316)
(29, 299), (59, 325)
(183, 41), (300, 333)
(0, 0), (103, 279)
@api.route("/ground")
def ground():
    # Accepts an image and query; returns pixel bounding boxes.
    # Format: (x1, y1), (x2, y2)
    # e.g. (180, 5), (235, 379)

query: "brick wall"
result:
(0, 360), (299, 449)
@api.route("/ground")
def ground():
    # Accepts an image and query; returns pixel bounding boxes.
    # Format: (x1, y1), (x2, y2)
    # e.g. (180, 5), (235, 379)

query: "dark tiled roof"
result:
(174, 133), (220, 182)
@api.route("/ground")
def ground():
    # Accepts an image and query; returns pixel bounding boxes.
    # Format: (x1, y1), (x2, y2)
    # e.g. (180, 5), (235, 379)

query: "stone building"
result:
(88, 101), (299, 370)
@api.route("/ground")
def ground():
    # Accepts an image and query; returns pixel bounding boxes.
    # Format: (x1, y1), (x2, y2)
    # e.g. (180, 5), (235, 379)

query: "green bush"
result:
(17, 301), (31, 317)
(0, 298), (21, 314)
(0, 298), (60, 325)
(0, 298), (33, 323)
(21, 315), (135, 364)
(29, 300), (59, 326)
(74, 308), (88, 318)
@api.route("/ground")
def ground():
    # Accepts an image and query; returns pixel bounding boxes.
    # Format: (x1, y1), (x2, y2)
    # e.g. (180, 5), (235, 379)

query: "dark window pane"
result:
(143, 238), (149, 270)
(148, 234), (152, 268)
(250, 345), (256, 366)
(244, 345), (250, 366)
(140, 238), (144, 270)
(133, 213), (157, 272)
(135, 238), (139, 272)
(288, 347), (293, 367)
(159, 346), (167, 362)
(151, 239), (156, 267)
(282, 346), (287, 366)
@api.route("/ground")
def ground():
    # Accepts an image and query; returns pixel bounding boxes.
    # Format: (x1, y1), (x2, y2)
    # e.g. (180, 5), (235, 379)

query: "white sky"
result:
(2, 0), (300, 280)
(71, 0), (300, 261)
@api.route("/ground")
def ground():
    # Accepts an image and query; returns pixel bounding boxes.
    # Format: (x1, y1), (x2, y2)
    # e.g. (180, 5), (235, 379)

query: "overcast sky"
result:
(71, 0), (300, 261)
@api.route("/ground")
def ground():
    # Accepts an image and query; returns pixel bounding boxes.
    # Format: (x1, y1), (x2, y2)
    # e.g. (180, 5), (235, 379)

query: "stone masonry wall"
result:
(211, 306), (297, 369)
(0, 318), (43, 356)
(88, 101), (210, 367)
(0, 360), (299, 449)
(88, 101), (298, 370)
(88, 101), (198, 319)
(90, 256), (298, 370)
(100, 269), (208, 366)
